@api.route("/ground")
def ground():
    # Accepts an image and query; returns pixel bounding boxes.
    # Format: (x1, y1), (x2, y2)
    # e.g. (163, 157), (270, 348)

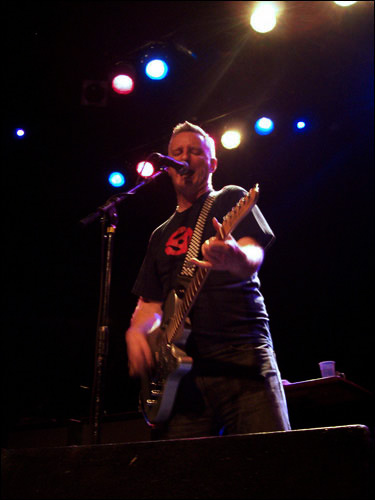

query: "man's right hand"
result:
(125, 328), (153, 377)
(125, 297), (162, 377)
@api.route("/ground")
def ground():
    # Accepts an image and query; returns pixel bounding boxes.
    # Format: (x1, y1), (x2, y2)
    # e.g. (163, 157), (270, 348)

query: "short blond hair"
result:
(169, 121), (216, 159)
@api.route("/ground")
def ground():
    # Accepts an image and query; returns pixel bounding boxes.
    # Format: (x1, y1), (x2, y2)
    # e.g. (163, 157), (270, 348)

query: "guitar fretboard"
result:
(166, 267), (210, 344)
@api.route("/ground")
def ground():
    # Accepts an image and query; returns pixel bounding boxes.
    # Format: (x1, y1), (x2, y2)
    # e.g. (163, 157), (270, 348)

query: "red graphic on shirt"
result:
(165, 226), (193, 255)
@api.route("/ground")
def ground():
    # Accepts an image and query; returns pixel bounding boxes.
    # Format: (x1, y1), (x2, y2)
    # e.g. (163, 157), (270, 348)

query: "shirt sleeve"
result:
(214, 185), (275, 250)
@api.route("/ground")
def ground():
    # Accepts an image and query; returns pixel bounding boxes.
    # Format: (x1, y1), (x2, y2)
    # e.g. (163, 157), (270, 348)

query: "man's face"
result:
(167, 131), (217, 197)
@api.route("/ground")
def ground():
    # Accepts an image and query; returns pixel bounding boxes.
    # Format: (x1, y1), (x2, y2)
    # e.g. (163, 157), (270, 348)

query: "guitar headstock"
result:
(221, 184), (260, 238)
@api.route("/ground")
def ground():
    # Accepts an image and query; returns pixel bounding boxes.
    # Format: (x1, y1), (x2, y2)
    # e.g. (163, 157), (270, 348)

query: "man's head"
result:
(168, 121), (216, 160)
(167, 121), (217, 200)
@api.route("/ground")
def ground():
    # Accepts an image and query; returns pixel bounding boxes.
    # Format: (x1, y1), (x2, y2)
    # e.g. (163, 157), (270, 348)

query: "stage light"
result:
(334, 1), (357, 6)
(136, 161), (155, 178)
(221, 130), (242, 150)
(296, 121), (306, 130)
(111, 74), (134, 95)
(15, 128), (25, 138)
(250, 2), (279, 33)
(110, 62), (136, 95)
(255, 117), (274, 135)
(108, 172), (125, 187)
(140, 42), (170, 81)
(145, 59), (169, 80)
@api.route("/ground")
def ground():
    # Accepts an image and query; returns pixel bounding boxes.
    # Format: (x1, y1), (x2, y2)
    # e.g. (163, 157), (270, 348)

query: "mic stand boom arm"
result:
(79, 169), (165, 226)
(79, 169), (165, 445)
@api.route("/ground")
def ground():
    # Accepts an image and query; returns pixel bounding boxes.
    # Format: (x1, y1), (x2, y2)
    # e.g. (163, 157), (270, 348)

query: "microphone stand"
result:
(80, 168), (165, 445)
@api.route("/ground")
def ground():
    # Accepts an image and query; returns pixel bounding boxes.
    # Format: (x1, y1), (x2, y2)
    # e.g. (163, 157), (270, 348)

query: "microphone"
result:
(149, 152), (190, 175)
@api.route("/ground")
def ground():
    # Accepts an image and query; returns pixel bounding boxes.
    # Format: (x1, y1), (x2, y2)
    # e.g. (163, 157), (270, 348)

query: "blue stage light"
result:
(108, 172), (125, 187)
(145, 59), (169, 80)
(296, 121), (306, 129)
(15, 128), (25, 138)
(255, 117), (274, 135)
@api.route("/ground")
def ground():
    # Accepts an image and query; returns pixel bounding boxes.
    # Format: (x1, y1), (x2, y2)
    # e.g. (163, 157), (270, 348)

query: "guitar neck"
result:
(165, 184), (259, 345)
(165, 212), (232, 343)
(166, 266), (210, 344)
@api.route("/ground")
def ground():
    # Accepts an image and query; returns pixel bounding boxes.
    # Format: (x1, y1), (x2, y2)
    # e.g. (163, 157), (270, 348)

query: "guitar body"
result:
(139, 184), (260, 427)
(140, 288), (193, 427)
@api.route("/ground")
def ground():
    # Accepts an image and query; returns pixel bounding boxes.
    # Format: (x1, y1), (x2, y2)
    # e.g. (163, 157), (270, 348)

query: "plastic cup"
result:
(319, 360), (336, 378)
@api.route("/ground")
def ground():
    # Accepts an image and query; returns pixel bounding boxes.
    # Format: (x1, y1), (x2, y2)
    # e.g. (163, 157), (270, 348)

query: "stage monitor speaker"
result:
(2, 424), (373, 499)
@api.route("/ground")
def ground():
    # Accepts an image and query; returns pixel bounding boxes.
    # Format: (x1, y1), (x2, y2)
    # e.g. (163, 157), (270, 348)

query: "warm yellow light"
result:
(250, 2), (278, 33)
(334, 1), (357, 6)
(221, 130), (241, 150)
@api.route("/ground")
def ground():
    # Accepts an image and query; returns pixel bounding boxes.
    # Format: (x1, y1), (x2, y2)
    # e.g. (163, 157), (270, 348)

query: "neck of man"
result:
(175, 185), (212, 213)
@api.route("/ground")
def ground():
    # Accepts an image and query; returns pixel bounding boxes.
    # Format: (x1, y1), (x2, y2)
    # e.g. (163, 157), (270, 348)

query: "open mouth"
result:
(182, 169), (194, 177)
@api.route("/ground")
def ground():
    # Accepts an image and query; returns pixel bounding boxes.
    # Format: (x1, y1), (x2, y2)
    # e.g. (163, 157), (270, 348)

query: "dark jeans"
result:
(151, 343), (291, 440)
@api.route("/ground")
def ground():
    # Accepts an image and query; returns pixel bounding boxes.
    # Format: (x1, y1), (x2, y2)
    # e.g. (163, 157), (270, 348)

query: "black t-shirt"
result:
(132, 185), (275, 351)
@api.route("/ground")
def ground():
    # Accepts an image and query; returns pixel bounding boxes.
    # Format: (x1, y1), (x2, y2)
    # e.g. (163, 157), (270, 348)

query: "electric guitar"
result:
(139, 184), (260, 426)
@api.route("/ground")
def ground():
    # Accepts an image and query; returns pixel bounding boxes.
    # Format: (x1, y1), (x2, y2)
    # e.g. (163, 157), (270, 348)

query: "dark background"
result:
(3, 1), (374, 432)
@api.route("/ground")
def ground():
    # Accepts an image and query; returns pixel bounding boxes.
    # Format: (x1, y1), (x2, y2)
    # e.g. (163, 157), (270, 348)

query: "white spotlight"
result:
(250, 2), (278, 33)
(221, 130), (241, 150)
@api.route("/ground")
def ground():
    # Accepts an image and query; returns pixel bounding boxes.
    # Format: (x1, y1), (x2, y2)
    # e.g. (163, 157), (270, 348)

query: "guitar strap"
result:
(179, 190), (217, 279)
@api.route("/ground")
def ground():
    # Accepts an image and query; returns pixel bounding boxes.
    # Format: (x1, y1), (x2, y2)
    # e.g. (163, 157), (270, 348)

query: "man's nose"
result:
(180, 150), (190, 161)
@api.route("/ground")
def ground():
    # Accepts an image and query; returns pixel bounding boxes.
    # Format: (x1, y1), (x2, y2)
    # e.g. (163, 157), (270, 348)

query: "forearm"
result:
(125, 297), (163, 376)
(126, 297), (163, 337)
(192, 234), (264, 279)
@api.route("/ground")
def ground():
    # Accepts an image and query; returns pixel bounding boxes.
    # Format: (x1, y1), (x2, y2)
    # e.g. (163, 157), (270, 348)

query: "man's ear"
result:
(209, 158), (218, 173)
